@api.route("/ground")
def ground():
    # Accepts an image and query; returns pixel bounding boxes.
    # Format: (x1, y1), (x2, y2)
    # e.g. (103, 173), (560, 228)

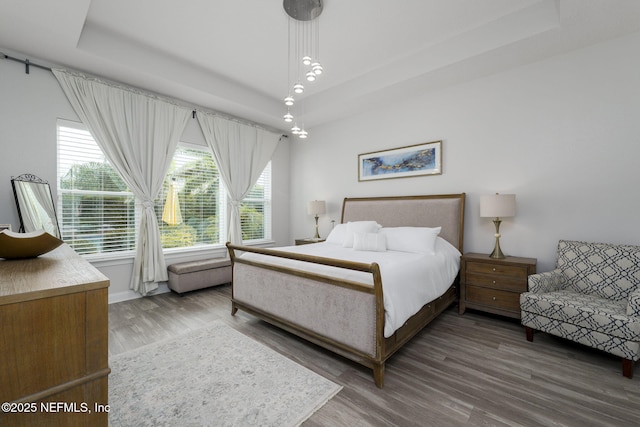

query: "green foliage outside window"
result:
(59, 161), (135, 254)
(158, 147), (221, 248)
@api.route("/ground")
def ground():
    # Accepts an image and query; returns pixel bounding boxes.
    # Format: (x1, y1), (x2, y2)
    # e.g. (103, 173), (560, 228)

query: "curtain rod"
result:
(2, 52), (288, 137)
(2, 52), (52, 74)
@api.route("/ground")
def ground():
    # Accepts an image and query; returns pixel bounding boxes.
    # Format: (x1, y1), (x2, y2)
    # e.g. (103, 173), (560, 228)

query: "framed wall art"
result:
(358, 140), (442, 181)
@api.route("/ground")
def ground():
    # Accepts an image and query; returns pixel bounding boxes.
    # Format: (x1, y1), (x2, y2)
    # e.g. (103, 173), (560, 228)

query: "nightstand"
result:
(459, 253), (536, 319)
(295, 238), (325, 245)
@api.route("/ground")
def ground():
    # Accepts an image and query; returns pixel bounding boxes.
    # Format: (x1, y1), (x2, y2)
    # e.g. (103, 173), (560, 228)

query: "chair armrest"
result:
(627, 289), (640, 317)
(527, 269), (566, 293)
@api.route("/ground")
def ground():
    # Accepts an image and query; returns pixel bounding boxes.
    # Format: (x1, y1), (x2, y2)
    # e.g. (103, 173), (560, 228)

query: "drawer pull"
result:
(492, 267), (496, 272)
(492, 296), (496, 301)
(492, 280), (496, 284)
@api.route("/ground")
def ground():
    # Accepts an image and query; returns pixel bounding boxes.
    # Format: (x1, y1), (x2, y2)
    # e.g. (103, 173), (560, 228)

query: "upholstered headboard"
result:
(340, 193), (466, 252)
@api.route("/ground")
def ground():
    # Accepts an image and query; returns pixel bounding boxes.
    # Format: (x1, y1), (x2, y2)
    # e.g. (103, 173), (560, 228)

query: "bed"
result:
(226, 193), (465, 388)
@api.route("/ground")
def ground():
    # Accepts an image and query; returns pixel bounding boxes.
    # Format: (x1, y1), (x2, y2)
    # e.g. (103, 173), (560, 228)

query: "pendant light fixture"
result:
(282, 0), (324, 139)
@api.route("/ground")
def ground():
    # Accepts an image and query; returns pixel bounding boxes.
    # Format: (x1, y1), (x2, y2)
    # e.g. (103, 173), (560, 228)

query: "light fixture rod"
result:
(287, 18), (292, 89)
(315, 15), (320, 61)
(283, 0), (324, 139)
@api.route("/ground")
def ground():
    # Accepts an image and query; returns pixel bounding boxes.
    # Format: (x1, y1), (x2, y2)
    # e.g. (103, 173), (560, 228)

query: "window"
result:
(57, 124), (136, 254)
(240, 162), (271, 242)
(57, 120), (272, 255)
(156, 146), (222, 249)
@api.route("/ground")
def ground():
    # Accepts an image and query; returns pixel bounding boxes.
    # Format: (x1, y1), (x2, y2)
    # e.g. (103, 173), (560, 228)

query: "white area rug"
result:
(109, 321), (342, 427)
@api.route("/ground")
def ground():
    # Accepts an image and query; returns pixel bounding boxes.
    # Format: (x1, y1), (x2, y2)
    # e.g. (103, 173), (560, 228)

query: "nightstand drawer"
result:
(466, 261), (528, 278)
(466, 285), (521, 312)
(466, 271), (527, 292)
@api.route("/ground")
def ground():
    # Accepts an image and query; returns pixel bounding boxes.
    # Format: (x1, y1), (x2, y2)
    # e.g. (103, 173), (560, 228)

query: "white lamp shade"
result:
(480, 194), (516, 218)
(307, 200), (326, 216)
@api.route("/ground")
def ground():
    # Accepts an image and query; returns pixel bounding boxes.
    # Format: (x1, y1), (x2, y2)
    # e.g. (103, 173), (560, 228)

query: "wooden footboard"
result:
(226, 243), (457, 388)
(227, 244), (385, 374)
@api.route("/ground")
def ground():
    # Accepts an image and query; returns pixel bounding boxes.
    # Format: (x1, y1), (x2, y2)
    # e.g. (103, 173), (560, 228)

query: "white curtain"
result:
(196, 111), (281, 245)
(53, 69), (191, 295)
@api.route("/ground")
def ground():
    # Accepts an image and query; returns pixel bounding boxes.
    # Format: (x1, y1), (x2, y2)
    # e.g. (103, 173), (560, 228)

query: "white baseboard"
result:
(108, 283), (171, 304)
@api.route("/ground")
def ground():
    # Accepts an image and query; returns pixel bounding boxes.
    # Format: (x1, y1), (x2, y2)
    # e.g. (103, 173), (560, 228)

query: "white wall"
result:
(0, 55), (291, 302)
(3, 30), (639, 298)
(290, 32), (640, 273)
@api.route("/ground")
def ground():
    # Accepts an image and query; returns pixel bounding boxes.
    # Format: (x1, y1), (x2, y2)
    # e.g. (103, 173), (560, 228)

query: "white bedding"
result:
(238, 237), (461, 337)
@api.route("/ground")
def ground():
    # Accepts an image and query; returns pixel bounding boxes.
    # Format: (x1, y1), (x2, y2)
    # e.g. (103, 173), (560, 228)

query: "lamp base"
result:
(489, 218), (506, 259)
(313, 214), (321, 239)
(489, 241), (506, 259)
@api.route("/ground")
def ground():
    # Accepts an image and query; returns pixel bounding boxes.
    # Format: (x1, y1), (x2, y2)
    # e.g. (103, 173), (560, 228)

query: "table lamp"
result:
(307, 200), (326, 239)
(480, 193), (516, 259)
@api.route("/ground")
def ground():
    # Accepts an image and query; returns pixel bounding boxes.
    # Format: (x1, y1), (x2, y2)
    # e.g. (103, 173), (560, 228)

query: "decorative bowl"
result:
(0, 230), (64, 260)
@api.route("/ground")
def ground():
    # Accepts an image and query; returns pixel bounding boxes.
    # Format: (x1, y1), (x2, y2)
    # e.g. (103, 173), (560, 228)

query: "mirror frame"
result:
(11, 173), (62, 239)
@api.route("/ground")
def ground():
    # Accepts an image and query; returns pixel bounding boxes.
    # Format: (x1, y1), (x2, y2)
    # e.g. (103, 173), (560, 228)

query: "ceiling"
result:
(2, 0), (640, 134)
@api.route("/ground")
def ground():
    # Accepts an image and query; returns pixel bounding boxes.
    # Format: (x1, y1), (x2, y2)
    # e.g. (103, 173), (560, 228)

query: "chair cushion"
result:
(521, 290), (640, 341)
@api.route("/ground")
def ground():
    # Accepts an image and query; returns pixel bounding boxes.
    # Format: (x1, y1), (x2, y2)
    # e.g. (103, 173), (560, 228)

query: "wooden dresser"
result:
(459, 252), (537, 319)
(0, 244), (110, 426)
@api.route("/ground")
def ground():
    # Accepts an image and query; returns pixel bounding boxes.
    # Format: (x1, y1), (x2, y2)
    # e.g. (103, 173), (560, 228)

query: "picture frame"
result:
(358, 140), (442, 181)
(0, 224), (12, 233)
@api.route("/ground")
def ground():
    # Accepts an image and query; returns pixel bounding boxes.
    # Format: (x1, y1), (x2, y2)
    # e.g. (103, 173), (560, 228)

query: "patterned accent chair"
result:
(520, 240), (640, 378)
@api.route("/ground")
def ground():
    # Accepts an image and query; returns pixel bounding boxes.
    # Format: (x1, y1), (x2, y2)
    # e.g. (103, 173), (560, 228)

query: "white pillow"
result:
(342, 221), (382, 248)
(325, 223), (348, 245)
(353, 232), (387, 252)
(380, 226), (442, 254)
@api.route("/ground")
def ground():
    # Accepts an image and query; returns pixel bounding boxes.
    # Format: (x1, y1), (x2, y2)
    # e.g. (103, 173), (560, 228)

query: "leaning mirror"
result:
(11, 173), (62, 239)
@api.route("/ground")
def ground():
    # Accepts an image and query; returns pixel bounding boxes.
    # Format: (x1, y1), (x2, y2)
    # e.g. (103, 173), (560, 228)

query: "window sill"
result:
(84, 239), (276, 268)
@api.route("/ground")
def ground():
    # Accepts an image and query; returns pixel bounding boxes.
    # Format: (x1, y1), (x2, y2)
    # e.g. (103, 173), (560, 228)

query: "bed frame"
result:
(226, 193), (465, 388)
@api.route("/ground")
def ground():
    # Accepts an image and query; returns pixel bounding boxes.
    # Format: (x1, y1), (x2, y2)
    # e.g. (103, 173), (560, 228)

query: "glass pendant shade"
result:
(293, 83), (304, 94)
(284, 95), (294, 106)
(311, 62), (323, 75)
(284, 112), (294, 122)
(291, 125), (301, 134)
(298, 129), (308, 138)
(305, 71), (316, 82)
(302, 55), (312, 66)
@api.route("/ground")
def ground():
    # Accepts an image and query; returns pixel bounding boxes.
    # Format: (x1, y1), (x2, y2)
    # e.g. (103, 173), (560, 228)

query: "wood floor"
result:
(108, 285), (640, 426)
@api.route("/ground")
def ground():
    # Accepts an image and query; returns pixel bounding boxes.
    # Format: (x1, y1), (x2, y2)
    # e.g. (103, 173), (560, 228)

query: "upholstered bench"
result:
(167, 258), (232, 294)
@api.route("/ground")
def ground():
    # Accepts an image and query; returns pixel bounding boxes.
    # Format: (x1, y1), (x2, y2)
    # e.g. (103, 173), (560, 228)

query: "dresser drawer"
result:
(466, 285), (521, 313)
